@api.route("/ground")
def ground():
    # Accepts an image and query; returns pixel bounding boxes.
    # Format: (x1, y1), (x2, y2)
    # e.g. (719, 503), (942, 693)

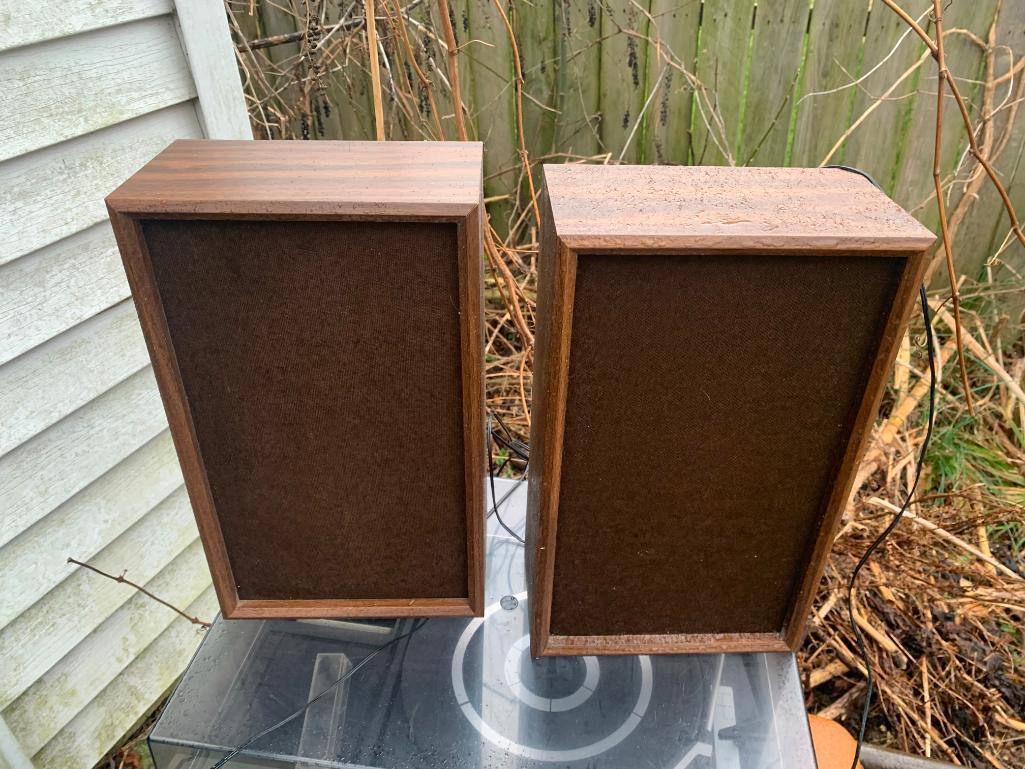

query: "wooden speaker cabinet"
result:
(107, 140), (485, 619)
(527, 165), (934, 655)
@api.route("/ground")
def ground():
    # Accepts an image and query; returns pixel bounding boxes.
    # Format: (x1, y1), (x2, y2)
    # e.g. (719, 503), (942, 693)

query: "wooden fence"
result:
(229, 0), (1025, 282)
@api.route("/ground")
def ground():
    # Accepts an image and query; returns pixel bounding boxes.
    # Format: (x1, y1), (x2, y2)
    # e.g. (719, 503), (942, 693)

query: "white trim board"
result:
(174, 0), (252, 139)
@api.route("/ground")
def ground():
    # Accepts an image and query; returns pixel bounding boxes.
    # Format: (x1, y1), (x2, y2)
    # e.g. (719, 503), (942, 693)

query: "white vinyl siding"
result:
(0, 1), (250, 766)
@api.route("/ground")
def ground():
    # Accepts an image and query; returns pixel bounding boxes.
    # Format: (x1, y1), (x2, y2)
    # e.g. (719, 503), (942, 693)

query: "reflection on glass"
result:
(150, 479), (816, 769)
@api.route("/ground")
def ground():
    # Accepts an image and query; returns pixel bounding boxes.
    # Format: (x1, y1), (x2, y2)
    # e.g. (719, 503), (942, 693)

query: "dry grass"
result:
(809, 282), (1025, 765)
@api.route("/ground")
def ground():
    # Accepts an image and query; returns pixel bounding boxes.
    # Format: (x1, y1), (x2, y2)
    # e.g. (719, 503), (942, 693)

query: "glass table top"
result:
(149, 478), (817, 769)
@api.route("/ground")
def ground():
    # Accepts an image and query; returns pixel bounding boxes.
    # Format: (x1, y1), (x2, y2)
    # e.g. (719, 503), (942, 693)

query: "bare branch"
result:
(67, 557), (212, 629)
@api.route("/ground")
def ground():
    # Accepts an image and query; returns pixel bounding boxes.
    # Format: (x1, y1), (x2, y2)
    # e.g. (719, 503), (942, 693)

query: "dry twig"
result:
(365, 0), (385, 140)
(67, 557), (212, 629)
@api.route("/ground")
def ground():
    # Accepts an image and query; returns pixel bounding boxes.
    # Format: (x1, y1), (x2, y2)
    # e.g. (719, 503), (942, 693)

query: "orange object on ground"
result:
(809, 714), (864, 769)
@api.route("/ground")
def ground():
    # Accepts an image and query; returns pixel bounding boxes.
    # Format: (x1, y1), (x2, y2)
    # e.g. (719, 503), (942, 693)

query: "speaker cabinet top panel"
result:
(541, 164), (935, 253)
(107, 139), (483, 218)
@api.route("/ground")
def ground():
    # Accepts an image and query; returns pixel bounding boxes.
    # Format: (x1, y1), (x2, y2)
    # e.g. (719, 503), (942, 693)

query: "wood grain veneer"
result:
(107, 140), (485, 619)
(527, 164), (934, 656)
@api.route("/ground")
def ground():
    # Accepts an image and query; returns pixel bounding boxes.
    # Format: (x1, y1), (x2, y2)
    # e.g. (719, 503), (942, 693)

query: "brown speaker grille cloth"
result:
(141, 219), (468, 601)
(550, 253), (905, 637)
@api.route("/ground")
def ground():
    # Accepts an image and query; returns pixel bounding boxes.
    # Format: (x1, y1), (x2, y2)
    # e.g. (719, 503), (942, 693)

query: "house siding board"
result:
(0, 223), (130, 366)
(0, 0), (172, 53)
(0, 432), (182, 629)
(0, 301), (151, 458)
(32, 587), (219, 769)
(0, 103), (203, 267)
(0, 17), (196, 162)
(0, 368), (168, 551)
(4, 541), (211, 756)
(0, 2), (249, 765)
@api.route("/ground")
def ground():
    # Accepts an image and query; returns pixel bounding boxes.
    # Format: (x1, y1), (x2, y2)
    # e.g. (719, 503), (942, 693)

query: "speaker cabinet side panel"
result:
(783, 247), (930, 648)
(527, 183), (578, 656)
(107, 208), (240, 617)
(457, 205), (486, 615)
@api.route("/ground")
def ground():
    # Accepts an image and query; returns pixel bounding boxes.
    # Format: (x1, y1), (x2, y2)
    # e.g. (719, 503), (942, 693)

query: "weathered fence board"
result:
(516, 1), (557, 158)
(646, 0), (700, 165)
(738, 0), (809, 166)
(233, 0), (1023, 276)
(892, 1), (997, 230)
(838, 2), (928, 187)
(691, 0), (754, 166)
(554, 0), (604, 160)
(949, 0), (1025, 280)
(791, 0), (872, 168)
(463, 0), (517, 222)
(599, 1), (652, 163)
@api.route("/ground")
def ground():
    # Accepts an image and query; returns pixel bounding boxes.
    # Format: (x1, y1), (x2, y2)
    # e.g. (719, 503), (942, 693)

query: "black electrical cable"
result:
(209, 618), (429, 768)
(826, 163), (939, 769)
(492, 429), (530, 462)
(824, 164), (938, 769)
(487, 462), (529, 520)
(487, 413), (526, 544)
(824, 163), (884, 190)
(492, 410), (530, 461)
(847, 286), (937, 769)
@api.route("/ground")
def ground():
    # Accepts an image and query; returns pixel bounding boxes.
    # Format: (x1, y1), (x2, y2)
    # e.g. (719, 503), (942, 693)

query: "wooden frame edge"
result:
(527, 188), (579, 655)
(782, 247), (932, 650)
(104, 201), (479, 221)
(558, 235), (937, 255)
(538, 632), (791, 656)
(228, 597), (477, 620)
(106, 206), (241, 618)
(107, 203), (486, 619)
(459, 202), (486, 616)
